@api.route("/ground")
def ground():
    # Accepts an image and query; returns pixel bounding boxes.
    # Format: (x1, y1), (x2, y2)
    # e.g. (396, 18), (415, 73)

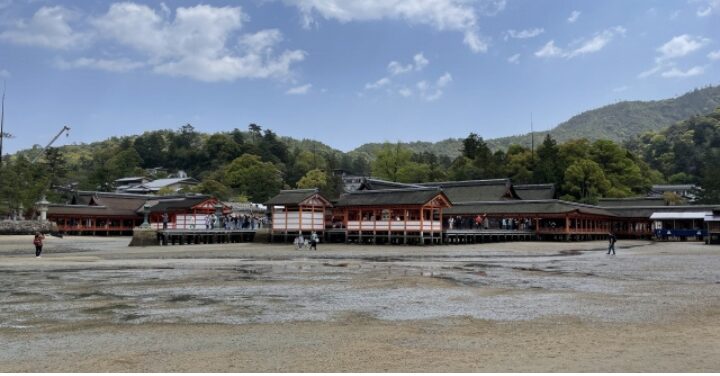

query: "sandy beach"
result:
(1, 236), (719, 372)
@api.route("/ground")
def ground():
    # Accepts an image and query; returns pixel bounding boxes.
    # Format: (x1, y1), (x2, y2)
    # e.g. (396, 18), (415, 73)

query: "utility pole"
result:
(530, 112), (534, 165)
(0, 82), (5, 166)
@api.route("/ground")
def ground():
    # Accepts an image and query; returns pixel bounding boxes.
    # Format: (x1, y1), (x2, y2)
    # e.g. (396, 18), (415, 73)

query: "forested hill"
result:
(350, 138), (464, 160)
(489, 85), (720, 149)
(351, 85), (720, 156)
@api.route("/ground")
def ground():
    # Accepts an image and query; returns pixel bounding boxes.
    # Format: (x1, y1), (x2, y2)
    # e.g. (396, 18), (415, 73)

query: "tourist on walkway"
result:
(162, 212), (169, 230)
(607, 233), (617, 255)
(33, 232), (45, 258)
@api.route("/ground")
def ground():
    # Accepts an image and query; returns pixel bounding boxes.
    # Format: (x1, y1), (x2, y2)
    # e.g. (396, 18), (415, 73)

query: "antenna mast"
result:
(530, 112), (534, 165)
(0, 82), (5, 165)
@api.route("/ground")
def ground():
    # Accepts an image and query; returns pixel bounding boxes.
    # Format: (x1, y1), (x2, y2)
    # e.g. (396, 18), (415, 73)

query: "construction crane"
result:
(31, 125), (71, 163)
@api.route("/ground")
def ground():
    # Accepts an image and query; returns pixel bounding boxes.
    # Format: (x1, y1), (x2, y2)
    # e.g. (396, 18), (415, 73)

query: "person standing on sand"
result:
(310, 231), (318, 250)
(33, 232), (45, 258)
(607, 233), (617, 255)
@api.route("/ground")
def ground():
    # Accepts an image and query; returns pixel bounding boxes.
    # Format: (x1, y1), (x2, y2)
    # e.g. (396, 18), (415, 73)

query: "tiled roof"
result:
(605, 205), (718, 218)
(266, 189), (330, 206)
(597, 197), (667, 208)
(514, 184), (556, 200)
(143, 196), (213, 213)
(445, 199), (616, 217)
(336, 187), (449, 207)
(417, 179), (519, 202)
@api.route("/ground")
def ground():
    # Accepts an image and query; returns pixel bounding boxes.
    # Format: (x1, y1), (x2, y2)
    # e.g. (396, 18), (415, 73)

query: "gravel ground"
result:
(1, 236), (719, 372)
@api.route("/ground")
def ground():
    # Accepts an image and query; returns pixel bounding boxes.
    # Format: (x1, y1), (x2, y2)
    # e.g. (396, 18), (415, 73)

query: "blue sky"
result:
(0, 0), (718, 154)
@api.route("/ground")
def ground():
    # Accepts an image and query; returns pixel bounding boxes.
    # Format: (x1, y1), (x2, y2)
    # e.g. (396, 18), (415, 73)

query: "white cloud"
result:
(0, 69), (9, 78)
(534, 40), (563, 58)
(436, 72), (452, 87)
(661, 65), (705, 78)
(709, 50), (720, 60)
(387, 52), (429, 75)
(387, 61), (413, 75)
(55, 57), (144, 72)
(696, 0), (720, 16)
(287, 0), (490, 53)
(567, 10), (581, 23)
(462, 30), (488, 53)
(505, 28), (543, 40)
(88, 3), (305, 82)
(365, 77), (391, 89)
(477, 0), (507, 16)
(413, 53), (429, 70)
(638, 64), (665, 79)
(285, 83), (312, 95)
(239, 29), (283, 53)
(612, 85), (629, 92)
(638, 35), (711, 79)
(416, 80), (429, 91)
(535, 26), (626, 59)
(656, 34), (711, 62)
(414, 72), (452, 101)
(0, 6), (89, 49)
(398, 87), (412, 97)
(566, 26), (626, 58)
(507, 53), (520, 64)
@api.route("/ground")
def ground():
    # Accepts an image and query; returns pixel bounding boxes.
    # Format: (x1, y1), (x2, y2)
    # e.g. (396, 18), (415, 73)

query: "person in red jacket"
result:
(33, 232), (45, 258)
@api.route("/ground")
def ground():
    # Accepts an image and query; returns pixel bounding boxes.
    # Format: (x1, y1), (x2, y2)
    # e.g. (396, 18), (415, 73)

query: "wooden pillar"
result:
(420, 207), (425, 245)
(388, 208), (393, 244)
(404, 209), (408, 245)
(299, 206), (303, 235)
(359, 208), (363, 244)
(372, 208), (377, 244)
(565, 215), (570, 234)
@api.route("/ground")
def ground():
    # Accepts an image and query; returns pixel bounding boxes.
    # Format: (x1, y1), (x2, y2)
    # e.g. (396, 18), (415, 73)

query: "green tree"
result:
(204, 133), (241, 167)
(296, 169), (328, 190)
(223, 154), (283, 202)
(371, 142), (413, 181)
(105, 148), (144, 182)
(563, 159), (611, 203)
(195, 179), (233, 201)
(533, 134), (562, 184)
(248, 123), (262, 143)
(397, 162), (431, 183)
(133, 131), (167, 168)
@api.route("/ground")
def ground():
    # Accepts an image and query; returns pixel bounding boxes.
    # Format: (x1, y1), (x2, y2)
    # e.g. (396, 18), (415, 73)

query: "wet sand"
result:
(1, 236), (719, 372)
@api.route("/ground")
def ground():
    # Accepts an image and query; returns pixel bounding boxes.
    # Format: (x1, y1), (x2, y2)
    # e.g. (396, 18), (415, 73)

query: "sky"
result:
(0, 0), (719, 154)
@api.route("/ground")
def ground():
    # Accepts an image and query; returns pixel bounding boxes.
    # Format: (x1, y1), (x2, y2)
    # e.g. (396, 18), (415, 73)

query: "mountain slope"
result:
(351, 85), (720, 157)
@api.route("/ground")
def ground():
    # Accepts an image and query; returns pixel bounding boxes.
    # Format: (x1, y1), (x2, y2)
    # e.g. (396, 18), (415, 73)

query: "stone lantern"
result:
(35, 196), (50, 222)
(214, 203), (223, 229)
(141, 203), (151, 228)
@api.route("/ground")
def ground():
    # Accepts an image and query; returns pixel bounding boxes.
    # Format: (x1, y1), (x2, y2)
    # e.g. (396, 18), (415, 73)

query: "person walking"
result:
(162, 212), (169, 230)
(33, 232), (45, 258)
(607, 233), (617, 255)
(310, 231), (319, 251)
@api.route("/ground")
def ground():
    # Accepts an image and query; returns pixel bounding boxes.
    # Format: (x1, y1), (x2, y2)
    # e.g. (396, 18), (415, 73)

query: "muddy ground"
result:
(1, 236), (719, 372)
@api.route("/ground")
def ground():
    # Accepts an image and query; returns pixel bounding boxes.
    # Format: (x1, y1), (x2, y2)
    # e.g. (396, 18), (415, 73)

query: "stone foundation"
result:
(0, 220), (58, 235)
(128, 227), (159, 247)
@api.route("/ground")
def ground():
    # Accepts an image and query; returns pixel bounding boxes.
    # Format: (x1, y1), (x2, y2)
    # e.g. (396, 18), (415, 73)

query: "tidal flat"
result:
(1, 236), (719, 372)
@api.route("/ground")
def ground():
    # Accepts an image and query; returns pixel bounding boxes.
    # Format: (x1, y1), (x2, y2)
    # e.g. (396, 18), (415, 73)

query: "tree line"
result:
(2, 107), (719, 216)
